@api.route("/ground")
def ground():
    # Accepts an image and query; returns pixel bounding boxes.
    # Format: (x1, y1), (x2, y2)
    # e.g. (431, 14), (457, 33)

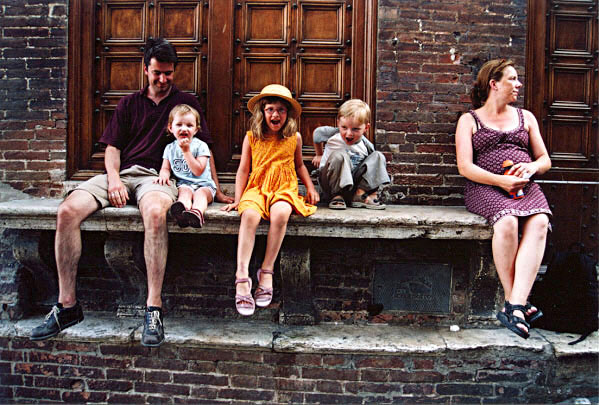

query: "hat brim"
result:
(247, 93), (302, 118)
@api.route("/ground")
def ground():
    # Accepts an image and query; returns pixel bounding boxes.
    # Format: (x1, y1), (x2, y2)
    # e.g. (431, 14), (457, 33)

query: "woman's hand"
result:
(221, 202), (239, 212)
(506, 162), (537, 179)
(498, 174), (529, 194)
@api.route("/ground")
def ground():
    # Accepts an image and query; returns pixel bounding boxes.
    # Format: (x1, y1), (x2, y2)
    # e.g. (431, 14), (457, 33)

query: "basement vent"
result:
(374, 262), (452, 314)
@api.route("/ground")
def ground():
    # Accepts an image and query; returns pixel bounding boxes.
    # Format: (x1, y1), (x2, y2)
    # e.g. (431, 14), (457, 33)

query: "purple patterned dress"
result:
(464, 108), (552, 226)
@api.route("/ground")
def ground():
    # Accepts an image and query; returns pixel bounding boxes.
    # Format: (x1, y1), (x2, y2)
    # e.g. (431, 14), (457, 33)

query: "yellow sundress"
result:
(238, 131), (317, 219)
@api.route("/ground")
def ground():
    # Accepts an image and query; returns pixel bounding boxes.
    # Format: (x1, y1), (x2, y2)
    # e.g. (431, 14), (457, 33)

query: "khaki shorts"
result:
(73, 165), (178, 208)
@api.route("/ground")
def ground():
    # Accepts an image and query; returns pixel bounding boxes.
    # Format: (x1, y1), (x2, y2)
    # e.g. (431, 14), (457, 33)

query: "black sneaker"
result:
(141, 306), (164, 347)
(30, 303), (84, 341)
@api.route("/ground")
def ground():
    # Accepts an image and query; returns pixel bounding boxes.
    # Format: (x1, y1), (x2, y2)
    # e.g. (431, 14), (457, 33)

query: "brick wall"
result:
(1, 336), (597, 403)
(0, 0), (527, 203)
(0, 0), (68, 197)
(376, 0), (527, 205)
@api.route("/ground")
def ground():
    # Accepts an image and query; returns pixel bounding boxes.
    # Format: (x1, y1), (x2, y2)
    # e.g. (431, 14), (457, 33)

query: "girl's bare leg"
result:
(259, 201), (292, 290)
(236, 208), (261, 297)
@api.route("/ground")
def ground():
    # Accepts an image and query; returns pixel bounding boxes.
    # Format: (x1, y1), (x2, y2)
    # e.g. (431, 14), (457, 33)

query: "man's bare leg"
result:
(56, 190), (101, 307)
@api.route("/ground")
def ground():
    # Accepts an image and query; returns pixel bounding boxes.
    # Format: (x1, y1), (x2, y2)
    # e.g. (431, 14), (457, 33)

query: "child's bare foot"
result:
(254, 269), (273, 307)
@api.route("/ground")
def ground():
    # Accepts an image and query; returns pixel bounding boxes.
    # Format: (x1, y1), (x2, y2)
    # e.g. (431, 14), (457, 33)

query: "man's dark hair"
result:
(144, 37), (178, 68)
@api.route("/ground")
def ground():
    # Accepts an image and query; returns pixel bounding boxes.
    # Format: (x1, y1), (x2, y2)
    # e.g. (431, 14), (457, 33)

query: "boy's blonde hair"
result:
(249, 97), (298, 140)
(168, 104), (202, 130)
(338, 99), (371, 125)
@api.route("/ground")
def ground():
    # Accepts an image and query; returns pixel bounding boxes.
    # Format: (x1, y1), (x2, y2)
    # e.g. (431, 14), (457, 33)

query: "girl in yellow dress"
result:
(222, 84), (319, 316)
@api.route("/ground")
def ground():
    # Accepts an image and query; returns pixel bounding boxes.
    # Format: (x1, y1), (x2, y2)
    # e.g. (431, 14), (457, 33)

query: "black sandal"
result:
(497, 301), (530, 339)
(524, 301), (543, 323)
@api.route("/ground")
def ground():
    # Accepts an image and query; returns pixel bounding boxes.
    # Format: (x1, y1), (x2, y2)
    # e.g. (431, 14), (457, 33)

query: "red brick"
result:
(234, 351), (263, 362)
(230, 375), (257, 388)
(15, 362), (59, 376)
(390, 370), (444, 383)
(218, 388), (275, 402)
(355, 356), (405, 369)
(134, 382), (190, 396)
(276, 378), (316, 392)
(134, 357), (186, 371)
(361, 369), (390, 382)
(87, 379), (133, 392)
(317, 379), (343, 393)
(144, 370), (171, 383)
(61, 366), (105, 379)
(108, 393), (147, 404)
(413, 358), (435, 369)
(62, 391), (108, 403)
(178, 347), (234, 362)
(301, 367), (359, 381)
(15, 387), (60, 401)
(218, 361), (273, 377)
(172, 372), (228, 386)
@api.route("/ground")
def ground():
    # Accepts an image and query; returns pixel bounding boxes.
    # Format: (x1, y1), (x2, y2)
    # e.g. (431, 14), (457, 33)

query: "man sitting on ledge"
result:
(30, 37), (232, 347)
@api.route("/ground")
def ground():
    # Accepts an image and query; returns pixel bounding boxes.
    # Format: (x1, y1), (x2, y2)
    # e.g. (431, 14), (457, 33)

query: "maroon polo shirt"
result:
(99, 85), (212, 172)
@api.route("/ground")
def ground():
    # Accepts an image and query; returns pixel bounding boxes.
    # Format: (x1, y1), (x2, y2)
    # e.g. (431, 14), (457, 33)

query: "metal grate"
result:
(374, 262), (452, 314)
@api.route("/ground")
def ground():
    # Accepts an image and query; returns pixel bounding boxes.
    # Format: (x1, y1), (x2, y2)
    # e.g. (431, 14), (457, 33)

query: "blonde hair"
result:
(337, 99), (371, 125)
(168, 104), (202, 129)
(249, 97), (298, 140)
(470, 59), (515, 108)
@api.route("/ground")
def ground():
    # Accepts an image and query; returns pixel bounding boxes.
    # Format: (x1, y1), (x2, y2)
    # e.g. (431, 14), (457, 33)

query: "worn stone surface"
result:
(439, 325), (547, 352)
(0, 199), (492, 239)
(537, 329), (599, 357)
(274, 323), (446, 354)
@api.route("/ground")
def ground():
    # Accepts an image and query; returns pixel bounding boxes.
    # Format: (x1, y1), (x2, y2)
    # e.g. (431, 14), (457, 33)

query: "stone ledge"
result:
(0, 198), (492, 240)
(2, 315), (597, 357)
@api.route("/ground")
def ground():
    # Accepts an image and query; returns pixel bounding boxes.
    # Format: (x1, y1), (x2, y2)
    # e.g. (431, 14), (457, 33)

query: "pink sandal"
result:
(254, 269), (274, 308)
(235, 278), (255, 316)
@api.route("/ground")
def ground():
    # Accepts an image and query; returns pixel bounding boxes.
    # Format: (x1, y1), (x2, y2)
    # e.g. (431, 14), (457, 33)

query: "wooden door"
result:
(526, 0), (598, 259)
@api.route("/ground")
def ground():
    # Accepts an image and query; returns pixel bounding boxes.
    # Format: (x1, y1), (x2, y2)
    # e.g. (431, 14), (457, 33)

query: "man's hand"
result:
(215, 189), (234, 204)
(311, 155), (322, 168)
(107, 179), (129, 208)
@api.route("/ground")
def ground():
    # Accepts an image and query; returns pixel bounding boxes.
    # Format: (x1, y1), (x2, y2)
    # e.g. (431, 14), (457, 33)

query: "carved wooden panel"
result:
(104, 2), (146, 43)
(546, 116), (591, 163)
(156, 2), (202, 42)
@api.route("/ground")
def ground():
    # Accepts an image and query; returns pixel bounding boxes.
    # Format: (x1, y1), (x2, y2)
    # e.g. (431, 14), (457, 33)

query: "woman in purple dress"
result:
(455, 59), (552, 339)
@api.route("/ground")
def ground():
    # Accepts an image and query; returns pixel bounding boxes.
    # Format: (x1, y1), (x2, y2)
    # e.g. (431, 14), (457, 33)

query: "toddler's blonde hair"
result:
(338, 99), (371, 125)
(168, 104), (202, 130)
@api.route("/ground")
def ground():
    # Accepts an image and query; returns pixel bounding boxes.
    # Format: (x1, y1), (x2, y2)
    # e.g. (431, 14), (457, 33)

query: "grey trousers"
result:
(318, 150), (390, 201)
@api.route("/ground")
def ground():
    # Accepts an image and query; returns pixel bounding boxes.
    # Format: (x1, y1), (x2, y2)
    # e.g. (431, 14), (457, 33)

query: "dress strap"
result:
(469, 110), (481, 132)
(516, 108), (524, 130)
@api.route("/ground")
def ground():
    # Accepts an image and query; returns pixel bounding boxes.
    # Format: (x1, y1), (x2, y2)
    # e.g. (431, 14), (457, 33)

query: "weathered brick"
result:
(217, 361), (273, 377)
(87, 379), (133, 392)
(62, 391), (108, 403)
(144, 370), (171, 383)
(172, 372), (228, 386)
(108, 393), (147, 404)
(436, 383), (494, 396)
(217, 388), (275, 401)
(134, 382), (190, 396)
(355, 356), (405, 369)
(134, 357), (186, 371)
(106, 368), (143, 381)
(14, 386), (60, 400)
(302, 367), (359, 381)
(390, 370), (444, 383)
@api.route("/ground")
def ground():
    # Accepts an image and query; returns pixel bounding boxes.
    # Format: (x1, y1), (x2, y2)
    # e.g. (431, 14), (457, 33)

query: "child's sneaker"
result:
(30, 302), (84, 341)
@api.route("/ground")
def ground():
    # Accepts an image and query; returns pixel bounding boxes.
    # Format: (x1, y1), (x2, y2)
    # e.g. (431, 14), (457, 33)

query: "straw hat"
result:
(247, 84), (302, 118)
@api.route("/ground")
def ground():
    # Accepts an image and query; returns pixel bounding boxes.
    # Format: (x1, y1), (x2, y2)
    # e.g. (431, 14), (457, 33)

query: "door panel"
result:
(526, 0), (598, 259)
